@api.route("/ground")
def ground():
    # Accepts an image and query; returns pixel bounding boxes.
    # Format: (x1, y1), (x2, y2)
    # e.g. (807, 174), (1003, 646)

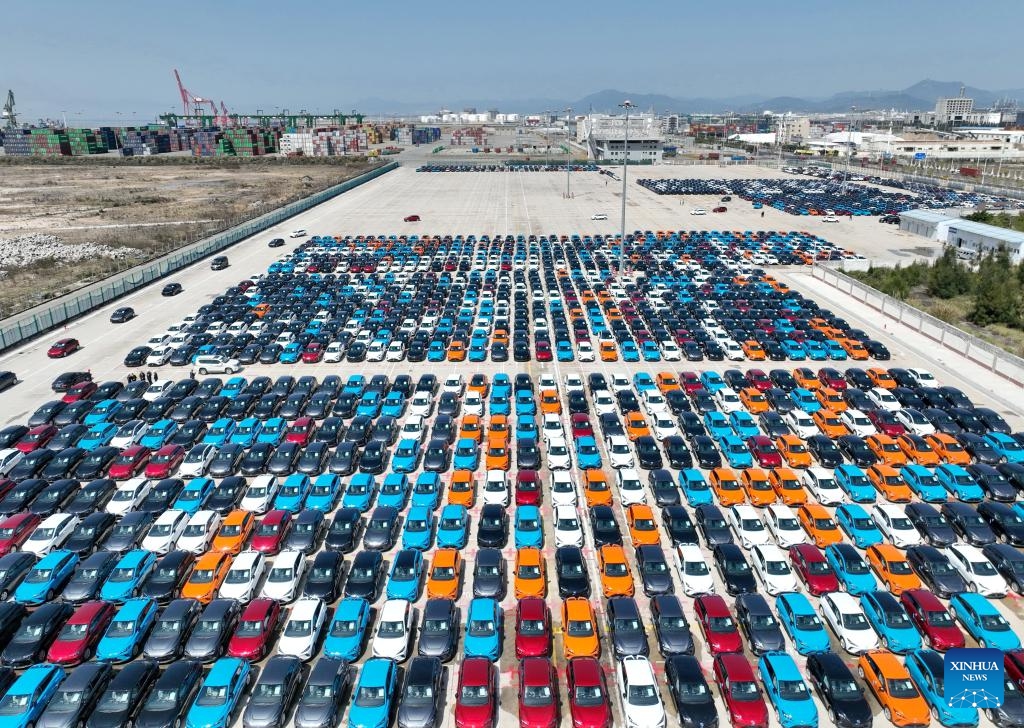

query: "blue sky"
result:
(1, 0), (1018, 124)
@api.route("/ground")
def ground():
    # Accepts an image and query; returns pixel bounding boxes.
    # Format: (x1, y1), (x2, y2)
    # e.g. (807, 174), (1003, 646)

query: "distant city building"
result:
(934, 92), (974, 124)
(578, 113), (662, 162)
(661, 114), (680, 135)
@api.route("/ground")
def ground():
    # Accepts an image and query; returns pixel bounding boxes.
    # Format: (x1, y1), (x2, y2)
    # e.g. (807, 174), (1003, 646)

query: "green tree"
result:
(970, 251), (1022, 327)
(927, 248), (972, 299)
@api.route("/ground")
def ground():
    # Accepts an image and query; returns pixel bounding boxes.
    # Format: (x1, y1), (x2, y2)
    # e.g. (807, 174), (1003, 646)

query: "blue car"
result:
(515, 395), (537, 419)
(356, 392), (382, 419)
(789, 388), (820, 413)
(860, 591), (921, 653)
(640, 341), (661, 362)
(343, 375), (366, 396)
(489, 394), (510, 416)
(386, 549), (424, 601)
(141, 419), (178, 449)
(202, 418), (236, 447)
(427, 342), (447, 362)
(381, 392), (406, 419)
(901, 464), (947, 502)
(729, 411), (760, 439)
(85, 399), (122, 426)
(718, 435), (753, 468)
(402, 506), (435, 551)
(392, 439), (421, 474)
(78, 422), (119, 451)
(558, 341), (576, 361)
(279, 343), (303, 364)
(781, 340), (806, 360)
(905, 649), (979, 728)
(949, 592), (1021, 650)
(185, 657), (252, 728)
(378, 473), (410, 509)
(985, 432), (1024, 464)
(96, 597), (159, 662)
(936, 464), (985, 502)
(324, 597), (371, 661)
(802, 340), (828, 361)
(704, 412), (732, 440)
(678, 469), (713, 506)
(256, 417), (286, 445)
(0, 663), (66, 728)
(825, 544), (880, 595)
(410, 472), (442, 510)
(437, 505), (469, 548)
(274, 474), (311, 513)
(632, 373), (655, 393)
(758, 652), (818, 728)
(348, 658), (398, 728)
(342, 474), (377, 512)
(100, 549), (157, 603)
(15, 550), (79, 605)
(173, 477), (215, 515)
(514, 505), (543, 548)
(219, 377), (246, 399)
(700, 371), (726, 393)
(229, 417), (263, 447)
(835, 505), (884, 548)
(834, 465), (876, 503)
(775, 592), (830, 655)
(575, 436), (602, 469)
(464, 598), (502, 661)
(620, 341), (640, 362)
(306, 474), (341, 512)
(453, 438), (479, 470)
(824, 340), (849, 361)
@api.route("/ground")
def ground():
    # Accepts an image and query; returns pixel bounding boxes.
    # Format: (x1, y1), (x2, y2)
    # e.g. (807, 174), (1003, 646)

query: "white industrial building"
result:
(577, 113), (662, 162)
(934, 93), (974, 124)
(899, 209), (963, 240)
(900, 210), (1024, 263)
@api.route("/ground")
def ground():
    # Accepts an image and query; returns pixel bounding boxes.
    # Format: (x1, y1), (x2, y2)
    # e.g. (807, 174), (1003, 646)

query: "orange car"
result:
(597, 544), (635, 597)
(485, 437), (510, 470)
(866, 464), (913, 503)
(447, 341), (466, 362)
(181, 552), (232, 604)
(896, 434), (940, 466)
(793, 368), (821, 391)
(742, 340), (767, 360)
(739, 388), (769, 414)
(514, 547), (547, 599)
(426, 548), (462, 600)
(867, 367), (896, 389)
(626, 504), (660, 546)
(488, 415), (510, 444)
(776, 435), (812, 469)
(866, 434), (907, 466)
(459, 415), (483, 443)
(467, 374), (489, 397)
(539, 389), (561, 415)
(709, 468), (745, 507)
(798, 504), (842, 547)
(925, 433), (971, 465)
(866, 544), (922, 595)
(561, 597), (601, 659)
(582, 469), (613, 507)
(599, 341), (618, 361)
(813, 410), (849, 439)
(656, 372), (681, 394)
(448, 469), (476, 507)
(740, 468), (776, 506)
(838, 338), (869, 360)
(624, 412), (650, 441)
(768, 468), (807, 505)
(815, 387), (847, 413)
(858, 650), (930, 728)
(211, 510), (255, 555)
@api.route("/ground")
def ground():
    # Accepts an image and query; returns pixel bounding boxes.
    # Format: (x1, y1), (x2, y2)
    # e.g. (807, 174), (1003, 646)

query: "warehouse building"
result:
(899, 209), (961, 240)
(945, 219), (1024, 263)
(578, 114), (662, 163)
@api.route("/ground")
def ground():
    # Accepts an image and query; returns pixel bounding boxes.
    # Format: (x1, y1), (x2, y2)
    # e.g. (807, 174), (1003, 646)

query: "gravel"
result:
(0, 234), (143, 273)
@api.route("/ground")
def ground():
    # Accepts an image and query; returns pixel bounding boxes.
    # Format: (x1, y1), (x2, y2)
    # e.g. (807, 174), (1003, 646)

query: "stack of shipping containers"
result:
(1, 129), (33, 156)
(66, 128), (108, 156)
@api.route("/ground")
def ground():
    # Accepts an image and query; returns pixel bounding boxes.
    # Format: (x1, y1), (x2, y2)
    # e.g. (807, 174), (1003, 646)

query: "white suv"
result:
(194, 355), (240, 375)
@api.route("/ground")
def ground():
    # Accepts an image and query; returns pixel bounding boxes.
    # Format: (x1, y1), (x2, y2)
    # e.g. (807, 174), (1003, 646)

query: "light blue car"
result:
(704, 412), (732, 440)
(173, 477), (215, 515)
(985, 432), (1024, 464)
(381, 392), (407, 419)
(184, 657), (252, 728)
(905, 649), (979, 728)
(78, 422), (119, 451)
(514, 505), (543, 548)
(718, 435), (753, 468)
(949, 592), (1021, 650)
(141, 419), (178, 449)
(202, 418), (235, 447)
(347, 658), (397, 728)
(402, 506), (435, 551)
(860, 591), (921, 654)
(789, 388), (820, 413)
(835, 504), (884, 548)
(273, 474), (311, 513)
(15, 550), (79, 605)
(342, 474), (377, 512)
(378, 473), (410, 509)
(758, 651), (818, 728)
(219, 376), (247, 399)
(825, 544), (880, 595)
(0, 663), (66, 728)
(575, 436), (602, 469)
(729, 411), (760, 439)
(437, 505), (469, 548)
(464, 598), (502, 661)
(100, 549), (157, 603)
(901, 464), (947, 503)
(775, 592), (830, 655)
(385, 549), (423, 601)
(256, 417), (286, 445)
(410, 472), (441, 510)
(834, 465), (876, 503)
(936, 464), (985, 502)
(84, 399), (122, 426)
(453, 438), (479, 470)
(229, 417), (263, 447)
(96, 597), (158, 662)
(306, 474), (341, 512)
(678, 469), (713, 506)
(323, 597), (371, 661)
(391, 439), (421, 474)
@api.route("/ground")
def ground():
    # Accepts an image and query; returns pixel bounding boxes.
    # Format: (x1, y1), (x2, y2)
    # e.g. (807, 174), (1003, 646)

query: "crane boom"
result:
(2, 90), (16, 128)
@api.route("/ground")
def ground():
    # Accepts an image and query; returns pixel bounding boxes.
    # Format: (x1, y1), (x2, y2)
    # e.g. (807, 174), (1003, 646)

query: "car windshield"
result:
(730, 681), (759, 700)
(888, 560), (913, 575)
(441, 518), (462, 529)
(523, 685), (552, 706)
(355, 686), (386, 708)
(518, 565), (541, 579)
(460, 685), (489, 706)
(972, 561), (998, 576)
(842, 613), (870, 630)
(519, 618), (545, 635)
(99, 689), (133, 710)
(145, 688), (181, 710)
(378, 620), (406, 636)
(887, 679), (920, 699)
(708, 616), (734, 631)
(765, 560), (790, 575)
(980, 614), (1010, 631)
(269, 568), (293, 582)
(723, 559), (751, 575)
(778, 680), (810, 700)
(627, 684), (660, 706)
(574, 684), (603, 706)
(795, 614), (822, 630)
(749, 613), (778, 629)
(285, 619), (312, 637)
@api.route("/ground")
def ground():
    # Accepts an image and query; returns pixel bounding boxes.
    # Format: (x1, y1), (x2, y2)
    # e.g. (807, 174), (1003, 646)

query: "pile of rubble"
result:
(0, 234), (142, 274)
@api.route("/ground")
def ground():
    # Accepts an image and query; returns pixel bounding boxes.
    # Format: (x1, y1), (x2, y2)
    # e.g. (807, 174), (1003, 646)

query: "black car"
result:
(142, 598), (202, 663)
(999, 463), (1024, 494)
(267, 441), (302, 476)
(139, 478), (185, 514)
(206, 476), (247, 514)
(516, 441), (541, 469)
(418, 598), (458, 661)
(29, 477), (80, 516)
(941, 502), (996, 546)
(171, 420), (208, 448)
(358, 440), (390, 474)
(734, 593), (786, 654)
(636, 544), (674, 596)
(968, 464), (1018, 502)
(135, 658), (204, 728)
(294, 657), (351, 728)
(183, 598), (240, 662)
(806, 435), (843, 468)
(647, 469), (680, 506)
(396, 656), (443, 728)
(170, 397), (204, 423)
(835, 436), (877, 468)
(806, 652), (873, 728)
(589, 505), (623, 547)
(141, 550), (196, 603)
(243, 654), (303, 728)
(660, 505), (697, 546)
(905, 502), (958, 547)
(7, 449), (55, 481)
(62, 549), (119, 603)
(124, 346), (152, 367)
(0, 425), (29, 449)
(694, 504), (733, 546)
(51, 371), (92, 393)
(554, 545), (590, 598)
(0, 552), (36, 601)
(422, 439), (451, 472)
(0, 478), (48, 516)
(665, 655), (718, 728)
(302, 551), (344, 602)
(90, 659), (160, 728)
(344, 550), (384, 601)
(981, 544), (1024, 594)
(362, 506), (399, 550)
(691, 435), (721, 469)
(161, 283), (183, 296)
(607, 597), (648, 658)
(63, 512), (116, 557)
(477, 504), (508, 548)
(38, 660), (114, 728)
(240, 442), (275, 476)
(977, 501), (1024, 545)
(66, 478), (116, 516)
(102, 510), (155, 553)
(1, 600), (73, 667)
(958, 432), (1002, 465)
(466, 547), (504, 600)
(712, 543), (756, 595)
(651, 595), (695, 656)
(662, 435), (693, 469)
(325, 508), (362, 553)
(283, 509), (326, 554)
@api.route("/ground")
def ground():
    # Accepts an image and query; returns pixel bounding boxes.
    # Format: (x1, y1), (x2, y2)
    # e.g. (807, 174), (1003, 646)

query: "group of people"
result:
(127, 370), (160, 384)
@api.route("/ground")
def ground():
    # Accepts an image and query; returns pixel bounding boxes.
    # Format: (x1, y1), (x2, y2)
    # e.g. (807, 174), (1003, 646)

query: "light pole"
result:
(564, 106), (573, 198)
(619, 100), (635, 275)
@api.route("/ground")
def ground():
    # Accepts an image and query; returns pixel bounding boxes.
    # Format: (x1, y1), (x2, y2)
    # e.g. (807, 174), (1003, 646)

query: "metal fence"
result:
(812, 263), (1024, 385)
(0, 161), (398, 353)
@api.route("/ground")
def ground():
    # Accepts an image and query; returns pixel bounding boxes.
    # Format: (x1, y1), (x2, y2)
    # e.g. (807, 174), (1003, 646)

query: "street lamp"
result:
(619, 100), (635, 275)
(564, 106), (573, 198)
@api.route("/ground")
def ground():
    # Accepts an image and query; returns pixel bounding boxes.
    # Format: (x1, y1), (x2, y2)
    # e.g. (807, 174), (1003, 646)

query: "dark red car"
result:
(226, 598), (281, 661)
(535, 342), (552, 362)
(515, 470), (541, 507)
(694, 594), (742, 654)
(867, 410), (905, 437)
(144, 444), (186, 479)
(515, 597), (551, 658)
(746, 436), (782, 468)
(61, 380), (98, 404)
(745, 369), (772, 392)
(713, 652), (769, 728)
(788, 544), (839, 596)
(818, 368), (847, 391)
(47, 338), (81, 358)
(45, 599), (116, 666)
(108, 445), (151, 480)
(1007, 650), (1024, 692)
(681, 372), (703, 395)
(285, 417), (316, 447)
(570, 414), (594, 440)
(16, 424), (57, 453)
(250, 510), (292, 554)
(0, 512), (42, 557)
(301, 343), (324, 364)
(455, 657), (497, 728)
(566, 657), (611, 728)
(404, 215), (421, 222)
(900, 588), (965, 651)
(518, 657), (559, 728)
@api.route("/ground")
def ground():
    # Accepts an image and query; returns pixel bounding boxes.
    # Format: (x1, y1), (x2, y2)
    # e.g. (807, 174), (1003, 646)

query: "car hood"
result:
(612, 630), (647, 655)
(416, 628), (454, 658)
(473, 577), (503, 599)
(397, 698), (438, 728)
(244, 699), (286, 728)
(137, 704), (186, 728)
(86, 705), (131, 728)
(184, 630), (224, 659)
(677, 699), (718, 728)
(145, 632), (184, 659)
(363, 529), (389, 548)
(294, 699), (338, 728)
(62, 578), (101, 603)
(834, 696), (874, 728)
(749, 626), (786, 653)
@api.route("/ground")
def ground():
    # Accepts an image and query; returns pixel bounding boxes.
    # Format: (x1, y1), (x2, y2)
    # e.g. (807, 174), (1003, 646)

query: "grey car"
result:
(135, 659), (204, 728)
(88, 658), (160, 728)
(243, 654), (304, 728)
(37, 661), (114, 728)
(607, 597), (649, 658)
(651, 595), (695, 656)
(142, 598), (202, 662)
(363, 506), (399, 550)
(183, 598), (240, 662)
(734, 593), (786, 654)
(417, 598), (458, 662)
(471, 548), (506, 599)
(0, 551), (37, 601)
(397, 656), (444, 728)
(294, 657), (351, 728)
(62, 550), (118, 604)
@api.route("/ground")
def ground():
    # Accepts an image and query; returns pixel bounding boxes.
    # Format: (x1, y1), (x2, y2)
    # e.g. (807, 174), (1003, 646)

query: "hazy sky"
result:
(1, 0), (1019, 124)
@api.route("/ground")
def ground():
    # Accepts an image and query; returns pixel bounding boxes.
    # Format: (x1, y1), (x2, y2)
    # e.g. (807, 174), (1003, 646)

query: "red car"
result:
(746, 436), (782, 468)
(285, 417), (316, 446)
(47, 338), (81, 358)
(227, 598), (282, 661)
(900, 589), (965, 651)
(713, 206), (727, 213)
(713, 652), (769, 728)
(867, 410), (905, 437)
(745, 369), (772, 392)
(681, 372), (703, 395)
(694, 594), (742, 654)
(515, 470), (541, 507)
(301, 343), (324, 363)
(61, 380), (98, 404)
(566, 657), (611, 728)
(0, 512), (42, 557)
(15, 425), (57, 453)
(518, 657), (559, 728)
(144, 444), (186, 479)
(455, 657), (498, 728)
(107, 445), (151, 480)
(1007, 650), (1024, 692)
(818, 368), (847, 391)
(46, 600), (116, 665)
(788, 544), (840, 596)
(570, 414), (594, 440)
(535, 342), (552, 362)
(404, 215), (421, 222)
(250, 510), (292, 554)
(515, 597), (551, 658)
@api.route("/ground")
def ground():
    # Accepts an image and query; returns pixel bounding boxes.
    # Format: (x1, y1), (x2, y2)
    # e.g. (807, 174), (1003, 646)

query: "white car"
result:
(371, 599), (413, 661)
(593, 393), (617, 416)
(323, 342), (345, 363)
(822, 215), (840, 223)
(661, 342), (681, 361)
(908, 368), (938, 388)
(463, 392), (484, 417)
(591, 213), (608, 220)
(384, 341), (406, 362)
(219, 550), (267, 602)
(616, 468), (647, 506)
(278, 597), (327, 661)
(142, 380), (174, 402)
(110, 420), (147, 450)
(542, 414), (564, 444)
(408, 393), (434, 418)
(400, 415), (427, 444)
(0, 449), (24, 477)
(553, 506), (584, 547)
(366, 341), (387, 362)
(801, 468), (845, 506)
(763, 504), (807, 548)
(550, 472), (577, 507)
(261, 550), (307, 603)
(713, 387), (742, 413)
(722, 341), (745, 361)
(142, 509), (190, 555)
(617, 656), (666, 728)
(840, 409), (876, 437)
(690, 208), (707, 216)
(870, 504), (922, 548)
(546, 438), (572, 470)
(946, 543), (1008, 597)
(610, 374), (631, 393)
(482, 470), (510, 506)
(564, 375), (584, 393)
(577, 341), (595, 362)
(894, 409), (935, 436)
(442, 375), (465, 395)
(606, 436), (635, 469)
(819, 593), (880, 655)
(538, 374), (558, 391)
(751, 544), (800, 595)
(23, 513), (79, 556)
(179, 444), (217, 478)
(784, 411), (818, 439)
(241, 475), (279, 514)
(289, 229), (307, 238)
(651, 415), (679, 440)
(107, 478), (153, 515)
(727, 505), (772, 548)
(145, 347), (172, 367)
(642, 390), (669, 416)
(676, 544), (715, 595)
(867, 387), (901, 412)
(176, 511), (222, 554)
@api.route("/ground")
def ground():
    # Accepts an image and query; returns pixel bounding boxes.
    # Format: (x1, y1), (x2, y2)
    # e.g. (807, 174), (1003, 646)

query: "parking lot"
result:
(0, 164), (1022, 728)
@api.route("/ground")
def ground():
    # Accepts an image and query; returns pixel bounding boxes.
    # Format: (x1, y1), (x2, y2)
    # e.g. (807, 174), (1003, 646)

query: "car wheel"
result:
(0, 590), (6, 600)
(968, 581), (977, 592)
(980, 639), (987, 648)
(882, 636), (890, 649)
(857, 665), (865, 678)
(46, 590), (54, 601)
(199, 368), (207, 375)
(884, 707), (892, 722)
(932, 706), (939, 720)
(1012, 579), (1021, 593)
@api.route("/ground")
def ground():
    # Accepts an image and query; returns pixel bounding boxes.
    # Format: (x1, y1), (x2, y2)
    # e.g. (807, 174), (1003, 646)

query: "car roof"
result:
(622, 656), (656, 683)
(380, 599), (409, 620)
(763, 652), (802, 678)
(206, 656), (246, 686)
